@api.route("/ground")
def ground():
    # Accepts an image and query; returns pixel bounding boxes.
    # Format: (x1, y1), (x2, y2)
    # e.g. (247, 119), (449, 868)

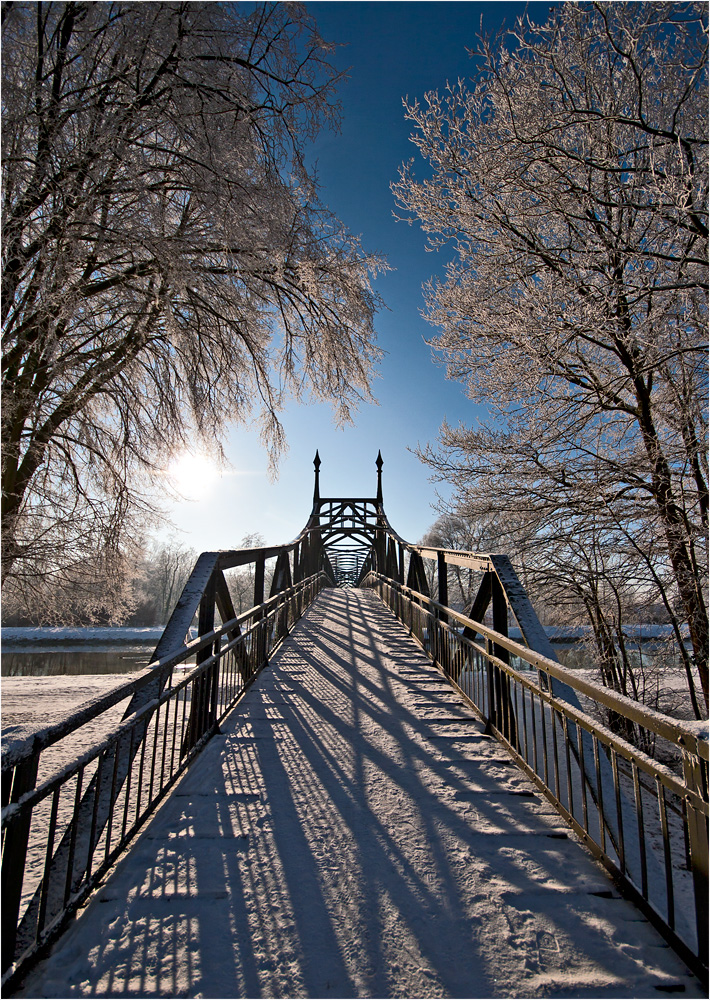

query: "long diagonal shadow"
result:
(240, 599), (493, 996)
(18, 589), (703, 999)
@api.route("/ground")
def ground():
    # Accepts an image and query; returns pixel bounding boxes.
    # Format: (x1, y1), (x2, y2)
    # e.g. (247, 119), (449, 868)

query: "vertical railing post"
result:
(184, 572), (217, 753)
(254, 553), (266, 670)
(375, 528), (386, 576)
(682, 750), (709, 967)
(254, 553), (265, 608)
(437, 551), (448, 624)
(279, 592), (288, 641)
(1, 746), (40, 973)
(491, 574), (516, 746)
(199, 572), (217, 729)
(209, 632), (221, 722)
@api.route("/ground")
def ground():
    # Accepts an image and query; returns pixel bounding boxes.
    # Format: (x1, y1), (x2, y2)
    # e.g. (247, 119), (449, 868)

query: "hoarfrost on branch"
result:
(393, 2), (708, 705)
(2, 1), (386, 613)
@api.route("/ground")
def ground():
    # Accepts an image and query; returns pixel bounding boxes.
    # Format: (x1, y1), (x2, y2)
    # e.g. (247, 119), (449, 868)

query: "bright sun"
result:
(167, 451), (221, 500)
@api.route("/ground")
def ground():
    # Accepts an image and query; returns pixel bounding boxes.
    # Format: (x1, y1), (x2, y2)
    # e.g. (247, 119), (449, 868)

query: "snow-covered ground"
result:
(9, 589), (703, 999)
(2, 627), (166, 647)
(2, 672), (147, 727)
(2, 672), (151, 778)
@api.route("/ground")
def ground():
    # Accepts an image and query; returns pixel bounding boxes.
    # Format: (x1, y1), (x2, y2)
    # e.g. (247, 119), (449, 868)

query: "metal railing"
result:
(364, 572), (709, 984)
(1, 570), (331, 989)
(2, 449), (707, 989)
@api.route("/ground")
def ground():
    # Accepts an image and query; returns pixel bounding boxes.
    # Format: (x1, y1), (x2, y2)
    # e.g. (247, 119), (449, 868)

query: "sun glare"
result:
(167, 451), (221, 500)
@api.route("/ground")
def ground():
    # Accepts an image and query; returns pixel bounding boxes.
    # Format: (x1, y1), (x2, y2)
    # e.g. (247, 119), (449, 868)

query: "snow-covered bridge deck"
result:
(17, 590), (703, 998)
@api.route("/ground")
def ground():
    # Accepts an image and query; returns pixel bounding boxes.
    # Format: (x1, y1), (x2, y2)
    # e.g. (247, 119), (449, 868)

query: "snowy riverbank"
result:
(1, 672), (150, 761)
(2, 626), (166, 650)
(13, 590), (704, 999)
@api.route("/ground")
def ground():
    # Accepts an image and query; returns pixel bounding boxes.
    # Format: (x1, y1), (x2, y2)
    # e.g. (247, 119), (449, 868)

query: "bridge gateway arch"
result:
(2, 454), (708, 997)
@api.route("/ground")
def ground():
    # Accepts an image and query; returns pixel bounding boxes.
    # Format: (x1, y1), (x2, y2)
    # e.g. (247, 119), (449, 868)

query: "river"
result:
(1, 627), (166, 677)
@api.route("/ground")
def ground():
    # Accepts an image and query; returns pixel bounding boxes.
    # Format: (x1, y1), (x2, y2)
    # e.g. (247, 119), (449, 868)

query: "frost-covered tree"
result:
(394, 1), (708, 704)
(419, 511), (504, 609)
(137, 537), (198, 626)
(520, 510), (704, 720)
(224, 532), (274, 614)
(2, 2), (385, 608)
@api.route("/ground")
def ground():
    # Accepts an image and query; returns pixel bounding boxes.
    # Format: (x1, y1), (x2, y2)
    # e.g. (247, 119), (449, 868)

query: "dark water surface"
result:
(1, 648), (154, 677)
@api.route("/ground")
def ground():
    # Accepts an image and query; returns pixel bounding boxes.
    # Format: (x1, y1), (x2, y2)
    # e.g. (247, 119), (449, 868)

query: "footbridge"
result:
(2, 455), (708, 997)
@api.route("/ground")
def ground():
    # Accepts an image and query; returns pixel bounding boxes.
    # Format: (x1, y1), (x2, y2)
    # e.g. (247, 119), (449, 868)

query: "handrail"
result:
(363, 570), (709, 985)
(380, 577), (709, 757)
(1, 579), (329, 772)
(1, 570), (332, 989)
(3, 614), (268, 826)
(3, 452), (706, 988)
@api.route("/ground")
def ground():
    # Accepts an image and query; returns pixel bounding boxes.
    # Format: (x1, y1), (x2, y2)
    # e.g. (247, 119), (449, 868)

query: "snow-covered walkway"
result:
(16, 590), (703, 998)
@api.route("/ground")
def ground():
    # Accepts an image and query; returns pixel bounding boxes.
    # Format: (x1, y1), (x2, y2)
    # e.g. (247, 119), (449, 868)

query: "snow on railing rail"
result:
(363, 571), (709, 986)
(1, 570), (332, 990)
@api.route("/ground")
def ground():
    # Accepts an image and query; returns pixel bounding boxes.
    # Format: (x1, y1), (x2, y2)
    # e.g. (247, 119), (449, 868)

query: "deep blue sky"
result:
(161, 1), (555, 553)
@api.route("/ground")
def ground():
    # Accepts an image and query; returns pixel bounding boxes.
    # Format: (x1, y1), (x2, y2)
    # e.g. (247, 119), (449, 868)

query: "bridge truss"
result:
(2, 453), (708, 992)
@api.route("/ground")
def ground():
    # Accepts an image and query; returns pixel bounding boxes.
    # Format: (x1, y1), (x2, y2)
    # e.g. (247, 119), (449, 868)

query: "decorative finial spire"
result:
(376, 450), (383, 502)
(313, 450), (321, 503)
